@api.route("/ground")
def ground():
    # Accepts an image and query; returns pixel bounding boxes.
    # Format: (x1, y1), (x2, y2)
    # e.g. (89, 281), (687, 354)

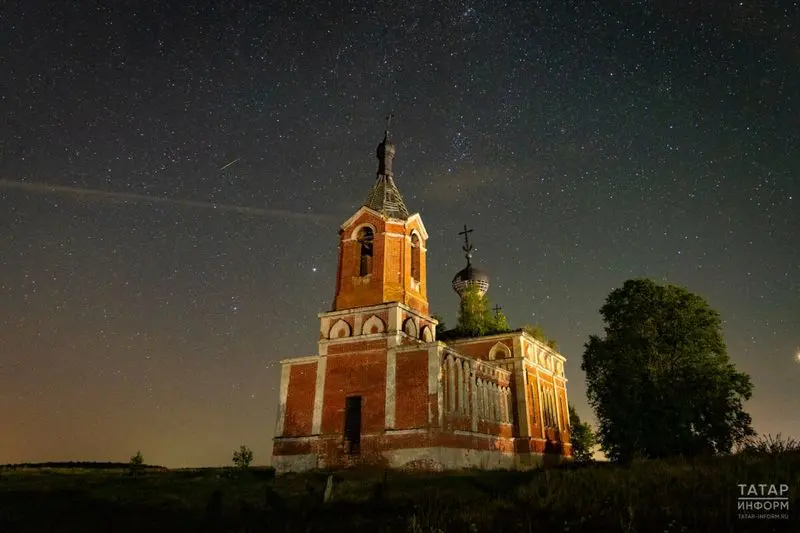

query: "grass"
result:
(0, 455), (798, 532)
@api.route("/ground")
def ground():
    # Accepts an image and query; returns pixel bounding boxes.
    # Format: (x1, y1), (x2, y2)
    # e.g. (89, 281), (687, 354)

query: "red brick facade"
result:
(271, 150), (571, 473)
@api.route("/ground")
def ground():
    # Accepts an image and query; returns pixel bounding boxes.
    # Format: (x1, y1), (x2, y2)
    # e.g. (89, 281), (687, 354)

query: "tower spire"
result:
(376, 112), (396, 177)
(365, 113), (409, 219)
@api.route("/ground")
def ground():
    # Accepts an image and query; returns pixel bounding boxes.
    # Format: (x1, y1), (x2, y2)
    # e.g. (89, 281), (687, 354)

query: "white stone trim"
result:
(363, 314), (386, 334)
(428, 346), (442, 426)
(518, 363), (530, 437)
(272, 454), (317, 474)
(311, 357), (327, 434)
(279, 355), (320, 365)
(406, 213), (429, 240)
(489, 341), (512, 361)
(329, 319), (351, 339)
(383, 447), (515, 471)
(272, 435), (316, 443)
(453, 430), (500, 440)
(535, 372), (545, 438)
(385, 349), (396, 428)
(471, 362), (478, 431)
(275, 363), (291, 437)
(384, 428), (428, 436)
(339, 206), (380, 231)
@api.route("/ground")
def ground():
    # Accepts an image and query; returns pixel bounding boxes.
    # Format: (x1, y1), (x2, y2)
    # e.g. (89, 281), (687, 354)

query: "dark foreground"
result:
(1, 455), (798, 532)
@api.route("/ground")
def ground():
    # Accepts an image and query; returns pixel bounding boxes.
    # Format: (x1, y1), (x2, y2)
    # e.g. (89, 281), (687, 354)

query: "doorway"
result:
(344, 396), (362, 454)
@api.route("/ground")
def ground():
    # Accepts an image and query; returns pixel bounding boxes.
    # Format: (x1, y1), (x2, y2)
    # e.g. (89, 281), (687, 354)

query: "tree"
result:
(129, 451), (144, 476)
(582, 278), (754, 463)
(452, 285), (512, 338)
(568, 404), (597, 462)
(456, 284), (493, 336)
(489, 308), (511, 334)
(232, 445), (254, 469)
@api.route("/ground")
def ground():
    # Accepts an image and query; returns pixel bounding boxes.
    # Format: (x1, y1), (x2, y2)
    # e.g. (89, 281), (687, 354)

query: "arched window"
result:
(357, 227), (374, 276)
(410, 233), (421, 282)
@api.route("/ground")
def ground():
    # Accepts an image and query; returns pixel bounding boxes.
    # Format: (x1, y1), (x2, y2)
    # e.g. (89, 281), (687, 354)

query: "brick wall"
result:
(321, 351), (387, 435)
(282, 362), (317, 437)
(394, 349), (429, 429)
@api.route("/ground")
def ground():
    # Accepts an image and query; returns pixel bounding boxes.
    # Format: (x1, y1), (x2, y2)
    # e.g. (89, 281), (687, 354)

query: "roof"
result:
(364, 174), (410, 220)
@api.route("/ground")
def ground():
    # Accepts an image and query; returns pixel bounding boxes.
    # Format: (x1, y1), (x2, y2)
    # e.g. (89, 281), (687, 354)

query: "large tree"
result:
(582, 278), (754, 463)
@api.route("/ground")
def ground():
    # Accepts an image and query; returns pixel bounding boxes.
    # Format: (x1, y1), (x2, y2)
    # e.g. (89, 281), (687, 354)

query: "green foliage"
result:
(490, 309), (510, 333)
(521, 324), (558, 350)
(451, 285), (512, 338)
(232, 445), (254, 469)
(581, 278), (755, 463)
(456, 284), (492, 336)
(568, 405), (597, 463)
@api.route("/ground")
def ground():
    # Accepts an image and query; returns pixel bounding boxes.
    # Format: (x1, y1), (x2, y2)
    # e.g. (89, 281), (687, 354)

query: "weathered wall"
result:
(282, 362), (317, 437)
(321, 351), (387, 435)
(393, 349), (429, 429)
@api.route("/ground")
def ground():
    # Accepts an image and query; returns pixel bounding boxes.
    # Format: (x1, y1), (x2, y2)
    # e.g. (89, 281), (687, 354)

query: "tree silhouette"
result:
(582, 278), (754, 463)
(232, 445), (254, 469)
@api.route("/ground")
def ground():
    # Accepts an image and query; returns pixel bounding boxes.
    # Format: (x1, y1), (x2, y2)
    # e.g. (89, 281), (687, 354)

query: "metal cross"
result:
(458, 224), (473, 253)
(385, 112), (394, 131)
(458, 224), (474, 265)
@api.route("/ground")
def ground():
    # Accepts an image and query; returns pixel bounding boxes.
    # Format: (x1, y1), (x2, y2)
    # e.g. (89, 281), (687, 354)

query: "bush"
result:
(232, 445), (254, 469)
(128, 451), (144, 476)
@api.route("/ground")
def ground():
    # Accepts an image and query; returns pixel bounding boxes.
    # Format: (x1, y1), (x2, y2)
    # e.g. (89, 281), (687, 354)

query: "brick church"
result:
(271, 126), (572, 473)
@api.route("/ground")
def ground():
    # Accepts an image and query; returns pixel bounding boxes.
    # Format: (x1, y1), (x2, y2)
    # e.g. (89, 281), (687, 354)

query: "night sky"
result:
(2, 2), (798, 467)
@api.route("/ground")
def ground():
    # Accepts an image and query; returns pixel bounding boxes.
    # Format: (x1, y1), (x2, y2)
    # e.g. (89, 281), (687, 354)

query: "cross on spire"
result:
(384, 112), (394, 141)
(458, 224), (474, 265)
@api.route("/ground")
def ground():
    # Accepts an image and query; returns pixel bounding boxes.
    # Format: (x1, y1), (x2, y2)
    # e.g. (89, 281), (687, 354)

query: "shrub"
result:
(129, 451), (144, 476)
(232, 445), (254, 469)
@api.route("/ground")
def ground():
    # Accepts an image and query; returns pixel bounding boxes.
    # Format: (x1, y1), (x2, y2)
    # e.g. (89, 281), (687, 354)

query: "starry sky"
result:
(2, 2), (798, 467)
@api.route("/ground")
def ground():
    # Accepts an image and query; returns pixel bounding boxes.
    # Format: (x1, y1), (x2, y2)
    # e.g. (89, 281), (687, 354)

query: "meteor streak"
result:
(218, 157), (241, 171)
(0, 179), (334, 222)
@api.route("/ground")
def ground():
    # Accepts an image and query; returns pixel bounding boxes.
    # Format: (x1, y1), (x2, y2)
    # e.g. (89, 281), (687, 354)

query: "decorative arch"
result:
(402, 317), (417, 338)
(349, 222), (377, 241)
(420, 325), (434, 342)
(488, 341), (512, 361)
(329, 319), (351, 339)
(362, 315), (386, 335)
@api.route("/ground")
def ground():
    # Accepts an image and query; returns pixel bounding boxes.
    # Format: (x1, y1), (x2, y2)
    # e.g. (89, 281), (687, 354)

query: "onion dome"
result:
(452, 264), (490, 297)
(451, 224), (490, 297)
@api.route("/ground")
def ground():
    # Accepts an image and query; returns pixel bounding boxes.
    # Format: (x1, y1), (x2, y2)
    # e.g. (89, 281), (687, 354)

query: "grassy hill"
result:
(0, 454), (797, 532)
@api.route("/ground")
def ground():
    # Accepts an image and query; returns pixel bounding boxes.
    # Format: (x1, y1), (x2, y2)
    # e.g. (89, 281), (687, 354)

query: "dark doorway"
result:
(344, 396), (362, 454)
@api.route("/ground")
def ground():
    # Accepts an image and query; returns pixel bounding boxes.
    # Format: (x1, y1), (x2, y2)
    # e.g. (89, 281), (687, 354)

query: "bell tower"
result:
(331, 118), (430, 316)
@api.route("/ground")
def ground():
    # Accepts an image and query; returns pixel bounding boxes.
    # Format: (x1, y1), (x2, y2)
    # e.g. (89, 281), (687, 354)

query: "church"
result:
(271, 126), (572, 473)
